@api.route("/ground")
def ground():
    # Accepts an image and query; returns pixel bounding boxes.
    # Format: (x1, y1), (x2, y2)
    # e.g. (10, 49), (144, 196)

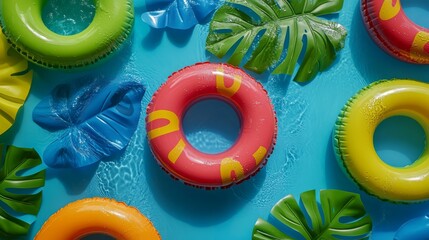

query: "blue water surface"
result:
(1, 0), (429, 239)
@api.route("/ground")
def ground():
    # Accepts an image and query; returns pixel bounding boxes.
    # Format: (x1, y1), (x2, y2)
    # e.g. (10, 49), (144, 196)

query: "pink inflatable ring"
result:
(146, 62), (277, 188)
(362, 0), (429, 63)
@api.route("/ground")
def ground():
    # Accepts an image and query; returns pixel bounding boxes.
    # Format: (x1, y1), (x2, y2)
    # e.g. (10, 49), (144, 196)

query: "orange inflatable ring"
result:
(146, 62), (277, 188)
(35, 198), (161, 240)
(362, 0), (429, 63)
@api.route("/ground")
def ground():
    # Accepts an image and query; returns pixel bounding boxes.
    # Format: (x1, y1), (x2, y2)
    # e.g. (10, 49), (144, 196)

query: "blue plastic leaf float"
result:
(141, 0), (218, 29)
(395, 214), (429, 240)
(32, 80), (145, 168)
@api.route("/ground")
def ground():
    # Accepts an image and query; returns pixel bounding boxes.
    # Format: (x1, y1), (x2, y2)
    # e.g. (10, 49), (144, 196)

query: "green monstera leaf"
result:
(206, 0), (347, 82)
(0, 145), (45, 238)
(253, 190), (372, 240)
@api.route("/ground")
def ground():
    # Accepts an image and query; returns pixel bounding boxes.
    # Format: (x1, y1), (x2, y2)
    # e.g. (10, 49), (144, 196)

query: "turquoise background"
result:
(1, 0), (429, 239)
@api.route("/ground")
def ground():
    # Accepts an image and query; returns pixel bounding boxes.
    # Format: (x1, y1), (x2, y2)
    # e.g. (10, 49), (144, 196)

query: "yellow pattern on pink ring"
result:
(410, 31), (429, 62)
(379, 0), (401, 21)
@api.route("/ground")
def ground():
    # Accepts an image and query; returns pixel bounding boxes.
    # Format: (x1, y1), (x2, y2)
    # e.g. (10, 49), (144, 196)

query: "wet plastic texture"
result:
(2, 0), (429, 239)
(334, 80), (429, 202)
(361, 0), (429, 63)
(32, 80), (145, 168)
(146, 62), (277, 187)
(0, 0), (134, 68)
(253, 189), (372, 239)
(206, 0), (347, 82)
(142, 0), (218, 29)
(35, 198), (160, 240)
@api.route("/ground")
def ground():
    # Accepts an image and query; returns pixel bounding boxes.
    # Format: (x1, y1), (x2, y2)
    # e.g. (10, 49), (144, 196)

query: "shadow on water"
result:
(325, 132), (358, 192)
(144, 138), (266, 226)
(0, 107), (25, 145)
(46, 161), (99, 195)
(166, 28), (194, 47)
(142, 27), (194, 50)
(142, 28), (164, 50)
(361, 191), (429, 233)
(349, 1), (429, 83)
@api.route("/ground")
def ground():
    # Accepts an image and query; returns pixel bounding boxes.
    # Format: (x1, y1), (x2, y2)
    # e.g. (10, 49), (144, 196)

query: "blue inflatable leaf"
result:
(32, 80), (145, 168)
(141, 0), (218, 29)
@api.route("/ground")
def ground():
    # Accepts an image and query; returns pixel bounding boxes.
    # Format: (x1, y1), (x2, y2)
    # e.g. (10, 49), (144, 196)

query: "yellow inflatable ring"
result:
(35, 198), (161, 239)
(334, 79), (429, 202)
(0, 1), (134, 69)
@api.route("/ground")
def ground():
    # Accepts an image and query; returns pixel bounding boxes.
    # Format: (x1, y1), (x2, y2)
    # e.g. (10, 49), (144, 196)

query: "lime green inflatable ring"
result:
(0, 1), (134, 69)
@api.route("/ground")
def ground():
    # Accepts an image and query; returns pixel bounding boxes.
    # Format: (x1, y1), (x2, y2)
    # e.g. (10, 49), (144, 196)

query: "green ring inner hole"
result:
(373, 115), (426, 167)
(42, 0), (96, 36)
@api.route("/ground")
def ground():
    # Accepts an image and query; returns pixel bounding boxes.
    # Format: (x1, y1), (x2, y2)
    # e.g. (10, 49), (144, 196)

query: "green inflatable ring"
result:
(0, 0), (134, 69)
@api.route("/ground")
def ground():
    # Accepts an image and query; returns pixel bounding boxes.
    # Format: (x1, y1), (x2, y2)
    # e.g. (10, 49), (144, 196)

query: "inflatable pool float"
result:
(0, 0), (134, 68)
(32, 80), (145, 169)
(1, 1), (428, 239)
(141, 0), (218, 29)
(361, 0), (429, 63)
(146, 62), (277, 188)
(0, 31), (32, 135)
(35, 198), (160, 239)
(334, 79), (429, 202)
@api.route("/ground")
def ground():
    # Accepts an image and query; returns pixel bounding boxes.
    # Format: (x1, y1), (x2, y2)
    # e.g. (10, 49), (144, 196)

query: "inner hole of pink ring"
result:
(183, 98), (241, 154)
(401, 0), (429, 29)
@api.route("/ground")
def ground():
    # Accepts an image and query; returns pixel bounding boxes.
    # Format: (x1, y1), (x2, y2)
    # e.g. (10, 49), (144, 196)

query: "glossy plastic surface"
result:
(0, 0), (134, 68)
(35, 198), (160, 240)
(32, 80), (145, 168)
(334, 80), (429, 202)
(2, 1), (429, 239)
(361, 0), (429, 63)
(254, 189), (372, 239)
(142, 0), (218, 29)
(146, 63), (277, 187)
